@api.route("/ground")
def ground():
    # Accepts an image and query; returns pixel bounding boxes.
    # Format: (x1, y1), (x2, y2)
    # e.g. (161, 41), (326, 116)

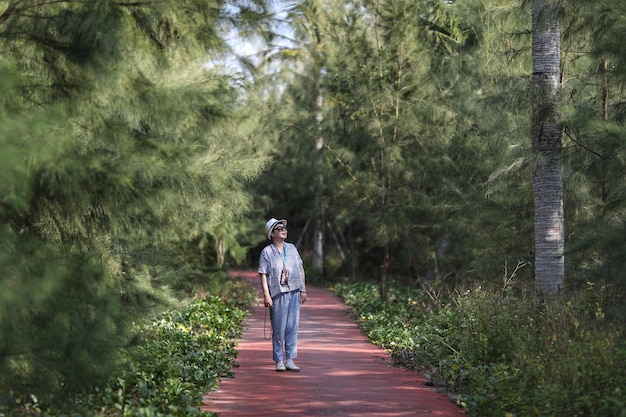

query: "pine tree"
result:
(0, 0), (274, 406)
(558, 0), (626, 290)
(318, 0), (470, 297)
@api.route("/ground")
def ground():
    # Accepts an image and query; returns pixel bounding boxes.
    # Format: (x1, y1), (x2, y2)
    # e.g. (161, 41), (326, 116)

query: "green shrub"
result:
(3, 295), (250, 416)
(91, 296), (246, 416)
(333, 281), (626, 417)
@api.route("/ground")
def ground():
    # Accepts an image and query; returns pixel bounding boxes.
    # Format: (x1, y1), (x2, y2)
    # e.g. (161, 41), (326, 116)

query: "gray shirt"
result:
(258, 242), (304, 298)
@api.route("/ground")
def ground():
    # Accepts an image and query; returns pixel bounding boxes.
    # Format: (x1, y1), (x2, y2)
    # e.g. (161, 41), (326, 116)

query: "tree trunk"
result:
(311, 87), (325, 276)
(312, 197), (324, 274)
(380, 245), (390, 302)
(531, 0), (564, 296)
(349, 225), (357, 281)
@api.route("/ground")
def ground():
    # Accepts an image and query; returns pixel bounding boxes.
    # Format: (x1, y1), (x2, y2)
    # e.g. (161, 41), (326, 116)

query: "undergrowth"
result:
(333, 281), (626, 417)
(3, 285), (255, 417)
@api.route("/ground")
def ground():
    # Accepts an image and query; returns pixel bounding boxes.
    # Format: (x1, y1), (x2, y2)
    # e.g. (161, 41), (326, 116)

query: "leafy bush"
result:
(90, 296), (246, 416)
(333, 281), (626, 417)
(2, 294), (250, 417)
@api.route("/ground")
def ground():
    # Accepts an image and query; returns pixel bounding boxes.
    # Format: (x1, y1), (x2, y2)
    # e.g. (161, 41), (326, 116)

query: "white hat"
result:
(265, 218), (287, 240)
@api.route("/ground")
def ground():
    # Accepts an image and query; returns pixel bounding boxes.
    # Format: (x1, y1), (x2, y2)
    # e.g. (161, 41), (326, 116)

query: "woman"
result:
(258, 218), (307, 372)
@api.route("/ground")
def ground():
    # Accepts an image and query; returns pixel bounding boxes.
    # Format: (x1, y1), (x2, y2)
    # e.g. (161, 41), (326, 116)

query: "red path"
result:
(202, 271), (466, 416)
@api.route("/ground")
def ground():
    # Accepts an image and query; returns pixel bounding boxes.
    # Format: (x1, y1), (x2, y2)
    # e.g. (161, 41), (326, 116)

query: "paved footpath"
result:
(202, 271), (466, 417)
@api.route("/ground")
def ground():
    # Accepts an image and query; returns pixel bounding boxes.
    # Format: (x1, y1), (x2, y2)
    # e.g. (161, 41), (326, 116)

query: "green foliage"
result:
(253, 0), (540, 291)
(252, 0), (626, 299)
(2, 295), (250, 416)
(557, 0), (626, 292)
(0, 0), (275, 407)
(0, 232), (131, 404)
(109, 297), (245, 412)
(333, 281), (626, 417)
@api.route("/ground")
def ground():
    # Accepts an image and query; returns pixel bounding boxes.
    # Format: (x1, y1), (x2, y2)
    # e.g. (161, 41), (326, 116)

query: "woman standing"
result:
(258, 218), (307, 372)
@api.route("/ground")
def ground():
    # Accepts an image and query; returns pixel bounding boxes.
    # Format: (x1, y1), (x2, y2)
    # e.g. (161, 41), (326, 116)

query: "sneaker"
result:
(276, 361), (286, 372)
(285, 360), (300, 372)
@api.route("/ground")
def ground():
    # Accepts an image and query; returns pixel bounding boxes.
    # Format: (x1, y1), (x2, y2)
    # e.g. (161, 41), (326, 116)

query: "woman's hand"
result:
(300, 292), (307, 304)
(264, 294), (273, 308)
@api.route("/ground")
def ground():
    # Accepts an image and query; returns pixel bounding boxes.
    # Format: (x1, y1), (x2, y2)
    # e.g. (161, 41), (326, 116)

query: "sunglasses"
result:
(274, 226), (287, 232)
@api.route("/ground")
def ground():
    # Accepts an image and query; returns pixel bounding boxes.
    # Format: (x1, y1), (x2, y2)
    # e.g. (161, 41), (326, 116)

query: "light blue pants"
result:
(270, 290), (301, 362)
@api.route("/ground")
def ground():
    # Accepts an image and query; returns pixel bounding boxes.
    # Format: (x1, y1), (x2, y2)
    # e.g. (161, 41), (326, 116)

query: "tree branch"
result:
(561, 127), (605, 159)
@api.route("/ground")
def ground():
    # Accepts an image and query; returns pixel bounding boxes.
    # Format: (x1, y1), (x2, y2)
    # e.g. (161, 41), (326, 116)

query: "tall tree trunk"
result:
(531, 0), (564, 296)
(312, 87), (325, 276)
(312, 197), (324, 273)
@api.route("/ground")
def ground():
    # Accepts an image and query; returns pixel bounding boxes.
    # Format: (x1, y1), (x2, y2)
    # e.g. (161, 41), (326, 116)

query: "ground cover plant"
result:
(333, 281), (626, 417)
(2, 292), (252, 417)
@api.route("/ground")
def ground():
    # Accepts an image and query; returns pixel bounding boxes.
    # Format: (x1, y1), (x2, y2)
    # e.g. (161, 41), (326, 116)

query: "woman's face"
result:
(272, 225), (287, 239)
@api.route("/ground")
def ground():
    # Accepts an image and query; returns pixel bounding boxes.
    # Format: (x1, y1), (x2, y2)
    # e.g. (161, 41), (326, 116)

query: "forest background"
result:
(0, 0), (625, 415)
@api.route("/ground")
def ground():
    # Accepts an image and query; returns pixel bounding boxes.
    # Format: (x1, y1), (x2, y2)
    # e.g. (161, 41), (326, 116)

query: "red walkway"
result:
(202, 271), (466, 416)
